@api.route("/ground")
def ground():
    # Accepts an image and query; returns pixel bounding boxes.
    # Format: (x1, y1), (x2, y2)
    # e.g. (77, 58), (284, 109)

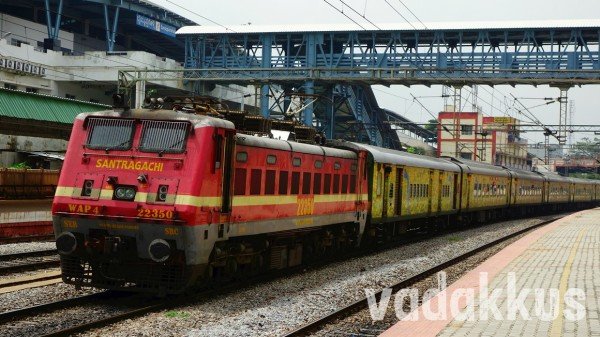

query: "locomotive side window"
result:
(291, 172), (300, 194)
(333, 174), (340, 193)
(267, 155), (277, 165)
(85, 117), (134, 150)
(324, 174), (332, 194)
(279, 171), (289, 194)
(234, 168), (247, 195)
(315, 160), (323, 169)
(250, 169), (262, 195)
(302, 172), (311, 194)
(293, 158), (302, 167)
(236, 152), (248, 162)
(265, 170), (276, 195)
(314, 173), (322, 194)
(139, 120), (189, 153)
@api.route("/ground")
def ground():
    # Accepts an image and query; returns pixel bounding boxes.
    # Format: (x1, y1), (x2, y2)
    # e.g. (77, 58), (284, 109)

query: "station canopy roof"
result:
(0, 88), (109, 139)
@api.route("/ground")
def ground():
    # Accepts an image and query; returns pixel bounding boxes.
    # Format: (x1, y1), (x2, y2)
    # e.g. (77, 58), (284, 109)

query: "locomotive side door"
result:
(394, 167), (402, 216)
(220, 131), (235, 214)
(382, 165), (391, 218)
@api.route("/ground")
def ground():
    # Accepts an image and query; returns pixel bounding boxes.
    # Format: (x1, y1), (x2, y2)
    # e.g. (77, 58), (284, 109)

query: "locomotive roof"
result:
(442, 157), (511, 177)
(343, 142), (461, 172)
(76, 109), (236, 129)
(236, 134), (357, 159)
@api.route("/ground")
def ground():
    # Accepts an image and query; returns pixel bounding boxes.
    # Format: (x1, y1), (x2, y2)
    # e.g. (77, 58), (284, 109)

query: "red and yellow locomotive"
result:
(52, 106), (368, 293)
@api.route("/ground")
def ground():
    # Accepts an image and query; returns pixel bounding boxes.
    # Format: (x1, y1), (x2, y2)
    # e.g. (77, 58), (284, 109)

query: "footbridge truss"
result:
(119, 20), (600, 149)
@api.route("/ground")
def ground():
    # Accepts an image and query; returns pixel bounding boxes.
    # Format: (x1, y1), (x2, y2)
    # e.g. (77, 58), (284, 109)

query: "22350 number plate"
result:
(137, 208), (174, 219)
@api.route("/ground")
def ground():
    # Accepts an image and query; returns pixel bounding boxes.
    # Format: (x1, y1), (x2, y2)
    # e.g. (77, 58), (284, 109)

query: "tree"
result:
(571, 137), (600, 158)
(424, 119), (438, 132)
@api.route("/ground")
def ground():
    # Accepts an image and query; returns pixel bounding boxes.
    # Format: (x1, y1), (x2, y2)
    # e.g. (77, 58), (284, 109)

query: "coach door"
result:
(437, 171), (443, 212)
(382, 166), (391, 218)
(452, 173), (459, 210)
(394, 167), (403, 216)
(220, 132), (235, 213)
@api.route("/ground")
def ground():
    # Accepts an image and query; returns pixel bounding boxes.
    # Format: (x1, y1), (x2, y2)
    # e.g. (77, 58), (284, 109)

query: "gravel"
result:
(67, 214), (566, 337)
(0, 241), (55, 255)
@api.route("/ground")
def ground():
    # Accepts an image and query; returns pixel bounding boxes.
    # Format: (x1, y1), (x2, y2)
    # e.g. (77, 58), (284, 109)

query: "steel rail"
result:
(0, 258), (60, 274)
(0, 235), (54, 244)
(279, 216), (562, 337)
(0, 249), (57, 261)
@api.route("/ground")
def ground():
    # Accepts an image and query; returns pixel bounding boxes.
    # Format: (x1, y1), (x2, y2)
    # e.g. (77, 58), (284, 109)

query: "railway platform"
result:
(0, 199), (53, 238)
(380, 208), (600, 337)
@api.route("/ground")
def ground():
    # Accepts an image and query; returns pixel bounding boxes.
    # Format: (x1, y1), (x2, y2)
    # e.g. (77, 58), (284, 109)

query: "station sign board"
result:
(136, 14), (177, 38)
(483, 117), (515, 131)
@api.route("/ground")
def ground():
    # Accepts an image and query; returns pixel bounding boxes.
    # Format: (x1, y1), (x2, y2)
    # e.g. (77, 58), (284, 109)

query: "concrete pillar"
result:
(135, 79), (146, 109)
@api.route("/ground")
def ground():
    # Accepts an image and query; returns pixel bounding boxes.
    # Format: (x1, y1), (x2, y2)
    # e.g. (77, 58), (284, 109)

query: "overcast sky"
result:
(155, 0), (600, 145)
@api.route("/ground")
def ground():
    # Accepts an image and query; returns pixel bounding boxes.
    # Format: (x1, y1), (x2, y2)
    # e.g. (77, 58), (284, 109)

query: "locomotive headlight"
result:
(114, 186), (136, 201)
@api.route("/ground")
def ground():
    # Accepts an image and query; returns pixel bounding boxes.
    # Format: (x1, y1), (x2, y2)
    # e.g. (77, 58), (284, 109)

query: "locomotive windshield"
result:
(139, 120), (189, 153)
(85, 118), (134, 150)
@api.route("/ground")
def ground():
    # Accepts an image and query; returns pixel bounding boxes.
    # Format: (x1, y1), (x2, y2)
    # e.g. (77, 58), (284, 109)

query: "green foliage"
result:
(424, 119), (438, 132)
(568, 172), (600, 180)
(9, 162), (30, 169)
(165, 311), (191, 319)
(406, 147), (426, 155)
(571, 137), (600, 157)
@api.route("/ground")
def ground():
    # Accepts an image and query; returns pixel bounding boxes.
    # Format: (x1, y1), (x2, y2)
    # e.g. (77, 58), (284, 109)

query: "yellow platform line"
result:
(549, 228), (587, 337)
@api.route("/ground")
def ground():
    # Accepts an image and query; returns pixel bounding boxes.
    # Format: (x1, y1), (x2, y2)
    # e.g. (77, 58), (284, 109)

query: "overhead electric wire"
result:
(322, 0), (368, 30)
(159, 0), (234, 32)
(382, 0), (417, 29)
(396, 0), (427, 29)
(337, 0), (382, 30)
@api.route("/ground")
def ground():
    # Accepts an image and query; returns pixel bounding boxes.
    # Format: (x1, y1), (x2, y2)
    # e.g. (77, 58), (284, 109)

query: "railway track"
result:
(279, 216), (562, 337)
(0, 234), (54, 244)
(0, 249), (60, 274)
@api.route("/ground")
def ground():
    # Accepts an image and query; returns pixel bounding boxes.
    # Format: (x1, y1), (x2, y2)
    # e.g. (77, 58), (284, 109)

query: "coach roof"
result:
(443, 157), (511, 177)
(344, 142), (460, 172)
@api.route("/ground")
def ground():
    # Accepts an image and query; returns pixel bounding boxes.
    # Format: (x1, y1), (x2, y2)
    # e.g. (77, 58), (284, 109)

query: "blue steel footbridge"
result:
(120, 20), (600, 149)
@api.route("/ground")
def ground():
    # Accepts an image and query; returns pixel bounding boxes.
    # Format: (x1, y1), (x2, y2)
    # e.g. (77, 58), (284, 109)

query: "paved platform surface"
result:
(0, 199), (52, 224)
(381, 208), (600, 337)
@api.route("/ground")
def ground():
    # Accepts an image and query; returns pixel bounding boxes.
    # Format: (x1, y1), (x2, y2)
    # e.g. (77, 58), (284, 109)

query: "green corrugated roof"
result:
(0, 87), (110, 123)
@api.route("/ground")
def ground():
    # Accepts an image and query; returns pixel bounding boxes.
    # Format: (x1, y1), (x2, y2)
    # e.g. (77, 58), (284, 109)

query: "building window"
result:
(65, 94), (76, 99)
(461, 124), (473, 135)
(460, 152), (472, 160)
(4, 83), (17, 90)
(26, 87), (38, 93)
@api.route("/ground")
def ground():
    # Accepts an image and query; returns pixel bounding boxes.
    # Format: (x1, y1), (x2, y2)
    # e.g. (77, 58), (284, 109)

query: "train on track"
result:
(52, 98), (600, 294)
(0, 168), (59, 199)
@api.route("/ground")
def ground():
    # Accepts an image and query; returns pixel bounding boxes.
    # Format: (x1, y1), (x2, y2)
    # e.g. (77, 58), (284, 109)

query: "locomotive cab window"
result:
(85, 117), (134, 150)
(139, 120), (189, 153)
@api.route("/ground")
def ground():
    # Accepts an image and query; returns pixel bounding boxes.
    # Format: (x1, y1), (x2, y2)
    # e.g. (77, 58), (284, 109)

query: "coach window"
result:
(342, 175), (349, 193)
(324, 174), (332, 194)
(265, 170), (276, 195)
(350, 175), (356, 193)
(236, 152), (248, 162)
(234, 168), (247, 195)
(333, 174), (340, 193)
(302, 172), (312, 194)
(293, 157), (302, 167)
(279, 171), (289, 195)
(291, 172), (300, 194)
(313, 173), (322, 194)
(376, 172), (382, 196)
(267, 155), (277, 165)
(315, 160), (323, 169)
(250, 169), (262, 195)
